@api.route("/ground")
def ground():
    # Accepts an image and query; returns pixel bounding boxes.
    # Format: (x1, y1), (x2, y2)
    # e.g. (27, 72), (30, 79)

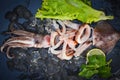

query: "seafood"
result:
(1, 30), (50, 59)
(49, 20), (92, 60)
(50, 20), (77, 60)
(1, 20), (120, 60)
(93, 21), (120, 53)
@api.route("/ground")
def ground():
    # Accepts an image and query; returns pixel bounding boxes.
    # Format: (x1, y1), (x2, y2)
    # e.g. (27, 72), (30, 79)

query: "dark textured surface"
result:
(0, 1), (42, 80)
(0, 0), (120, 80)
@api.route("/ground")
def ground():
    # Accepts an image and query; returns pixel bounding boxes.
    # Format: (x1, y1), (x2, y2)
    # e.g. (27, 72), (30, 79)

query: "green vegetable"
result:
(81, 0), (91, 6)
(35, 0), (113, 23)
(87, 48), (106, 66)
(79, 49), (112, 79)
(79, 67), (98, 78)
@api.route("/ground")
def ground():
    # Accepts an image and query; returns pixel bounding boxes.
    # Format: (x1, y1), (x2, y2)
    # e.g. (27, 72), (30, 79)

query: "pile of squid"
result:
(1, 20), (120, 60)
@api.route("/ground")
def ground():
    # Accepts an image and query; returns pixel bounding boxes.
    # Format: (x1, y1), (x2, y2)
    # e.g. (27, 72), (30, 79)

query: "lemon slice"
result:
(87, 48), (105, 57)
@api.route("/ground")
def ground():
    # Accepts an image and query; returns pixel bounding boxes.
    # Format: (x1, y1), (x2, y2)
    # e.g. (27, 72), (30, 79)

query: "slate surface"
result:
(0, 0), (120, 80)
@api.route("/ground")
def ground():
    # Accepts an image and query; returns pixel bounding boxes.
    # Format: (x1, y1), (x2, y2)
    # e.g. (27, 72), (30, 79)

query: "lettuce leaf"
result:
(35, 0), (113, 23)
(81, 0), (91, 6)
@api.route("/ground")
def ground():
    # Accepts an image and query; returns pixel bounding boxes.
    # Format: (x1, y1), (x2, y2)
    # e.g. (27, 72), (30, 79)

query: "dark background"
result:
(0, 0), (42, 80)
(0, 0), (120, 80)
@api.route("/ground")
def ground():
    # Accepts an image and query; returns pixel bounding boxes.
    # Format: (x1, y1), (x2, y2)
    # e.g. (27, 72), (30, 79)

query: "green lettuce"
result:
(35, 0), (113, 23)
(81, 0), (91, 6)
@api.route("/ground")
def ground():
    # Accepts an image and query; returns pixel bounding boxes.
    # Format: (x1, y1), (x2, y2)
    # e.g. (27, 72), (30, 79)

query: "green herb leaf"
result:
(79, 49), (112, 79)
(98, 65), (111, 78)
(35, 0), (113, 23)
(79, 67), (98, 79)
(87, 49), (106, 66)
